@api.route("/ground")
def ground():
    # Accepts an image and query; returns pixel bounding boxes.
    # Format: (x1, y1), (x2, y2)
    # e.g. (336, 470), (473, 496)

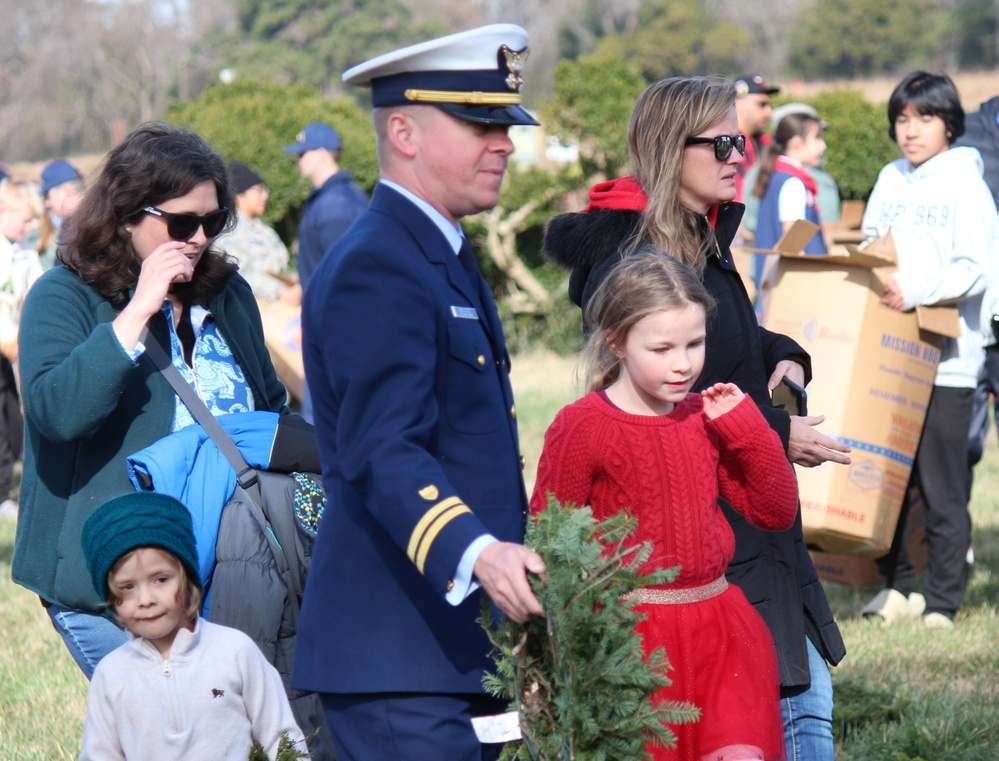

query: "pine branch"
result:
(248, 731), (312, 760)
(481, 497), (700, 761)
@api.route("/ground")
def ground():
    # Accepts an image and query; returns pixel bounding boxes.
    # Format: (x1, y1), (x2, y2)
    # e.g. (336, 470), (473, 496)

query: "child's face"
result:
(0, 207), (35, 244)
(795, 122), (826, 168)
(111, 547), (191, 659)
(894, 105), (950, 168)
(609, 303), (707, 416)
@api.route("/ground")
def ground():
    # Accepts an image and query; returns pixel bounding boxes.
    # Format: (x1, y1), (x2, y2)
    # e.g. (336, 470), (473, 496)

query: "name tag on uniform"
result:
(451, 306), (479, 320)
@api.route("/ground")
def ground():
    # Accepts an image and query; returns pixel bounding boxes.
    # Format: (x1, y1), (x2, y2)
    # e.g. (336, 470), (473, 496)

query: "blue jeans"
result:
(46, 604), (128, 679)
(780, 637), (835, 761)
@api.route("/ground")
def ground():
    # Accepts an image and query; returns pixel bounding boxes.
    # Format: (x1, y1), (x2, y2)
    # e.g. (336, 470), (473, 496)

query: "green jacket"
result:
(12, 266), (290, 612)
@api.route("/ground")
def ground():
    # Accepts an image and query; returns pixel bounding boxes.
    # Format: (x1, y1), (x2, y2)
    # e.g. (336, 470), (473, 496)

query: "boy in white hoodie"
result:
(860, 71), (999, 628)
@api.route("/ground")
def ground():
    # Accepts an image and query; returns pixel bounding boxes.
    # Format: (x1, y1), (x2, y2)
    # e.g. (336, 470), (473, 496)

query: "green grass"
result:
(2, 349), (998, 758)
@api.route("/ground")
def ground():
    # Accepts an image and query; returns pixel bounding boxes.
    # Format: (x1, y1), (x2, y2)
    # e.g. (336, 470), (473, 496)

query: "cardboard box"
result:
(256, 299), (305, 402)
(809, 487), (927, 587)
(757, 223), (959, 556)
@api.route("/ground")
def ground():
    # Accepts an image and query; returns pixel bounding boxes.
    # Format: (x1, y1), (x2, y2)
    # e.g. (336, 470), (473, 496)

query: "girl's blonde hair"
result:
(107, 546), (201, 626)
(581, 249), (716, 392)
(626, 77), (737, 274)
(0, 178), (43, 218)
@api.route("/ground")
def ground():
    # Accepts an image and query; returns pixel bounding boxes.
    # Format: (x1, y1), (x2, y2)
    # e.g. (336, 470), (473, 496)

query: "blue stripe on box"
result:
(838, 438), (914, 467)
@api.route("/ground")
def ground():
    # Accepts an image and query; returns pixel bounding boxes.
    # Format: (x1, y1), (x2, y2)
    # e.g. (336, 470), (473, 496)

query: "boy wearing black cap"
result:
(79, 492), (304, 761)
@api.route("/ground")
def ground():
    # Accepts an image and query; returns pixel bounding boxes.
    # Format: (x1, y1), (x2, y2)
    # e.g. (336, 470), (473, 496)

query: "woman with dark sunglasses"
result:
(542, 77), (848, 761)
(11, 122), (291, 678)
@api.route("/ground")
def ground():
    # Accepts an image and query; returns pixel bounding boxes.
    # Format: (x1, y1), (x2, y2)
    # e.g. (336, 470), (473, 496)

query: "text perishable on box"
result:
(809, 486), (927, 587)
(757, 222), (959, 556)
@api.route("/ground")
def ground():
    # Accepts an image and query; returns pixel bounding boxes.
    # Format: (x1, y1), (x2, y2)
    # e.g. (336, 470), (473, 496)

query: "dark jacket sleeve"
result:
(759, 326), (812, 386)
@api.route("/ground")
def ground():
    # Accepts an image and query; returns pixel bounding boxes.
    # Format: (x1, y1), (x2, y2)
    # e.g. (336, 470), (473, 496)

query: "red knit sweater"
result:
(531, 393), (798, 587)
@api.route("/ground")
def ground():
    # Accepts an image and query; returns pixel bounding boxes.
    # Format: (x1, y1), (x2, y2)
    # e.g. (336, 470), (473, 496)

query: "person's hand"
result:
(701, 382), (744, 419)
(127, 241), (195, 320)
(882, 278), (905, 311)
(473, 541), (546, 624)
(788, 414), (852, 467)
(112, 241), (194, 351)
(767, 360), (806, 391)
(0, 340), (17, 362)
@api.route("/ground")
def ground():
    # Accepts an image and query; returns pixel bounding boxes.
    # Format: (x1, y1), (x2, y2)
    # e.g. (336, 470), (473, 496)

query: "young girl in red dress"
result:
(531, 251), (797, 761)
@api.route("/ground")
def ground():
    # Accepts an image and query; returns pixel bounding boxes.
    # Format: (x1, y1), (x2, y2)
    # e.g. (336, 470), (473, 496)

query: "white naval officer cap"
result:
(342, 24), (540, 127)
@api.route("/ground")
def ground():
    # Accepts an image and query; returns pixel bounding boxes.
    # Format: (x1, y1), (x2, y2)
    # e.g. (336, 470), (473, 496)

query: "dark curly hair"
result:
(60, 122), (238, 308)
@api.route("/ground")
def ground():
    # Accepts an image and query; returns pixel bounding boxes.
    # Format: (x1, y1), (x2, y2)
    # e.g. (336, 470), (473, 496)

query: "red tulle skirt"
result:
(634, 583), (785, 761)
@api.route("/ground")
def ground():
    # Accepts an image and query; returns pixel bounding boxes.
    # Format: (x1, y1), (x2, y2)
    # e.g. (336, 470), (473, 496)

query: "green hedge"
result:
(167, 79), (379, 246)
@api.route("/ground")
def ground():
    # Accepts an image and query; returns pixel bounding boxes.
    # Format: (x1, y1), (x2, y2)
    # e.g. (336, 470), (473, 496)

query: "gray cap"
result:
(771, 102), (828, 132)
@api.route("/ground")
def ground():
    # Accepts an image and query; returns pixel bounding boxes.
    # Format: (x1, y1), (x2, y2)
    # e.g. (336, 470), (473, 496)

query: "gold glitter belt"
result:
(623, 576), (728, 605)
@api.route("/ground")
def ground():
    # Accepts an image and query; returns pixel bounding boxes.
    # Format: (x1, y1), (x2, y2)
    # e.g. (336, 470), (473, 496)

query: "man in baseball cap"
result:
(283, 121), (368, 421)
(734, 74), (782, 202)
(293, 24), (544, 760)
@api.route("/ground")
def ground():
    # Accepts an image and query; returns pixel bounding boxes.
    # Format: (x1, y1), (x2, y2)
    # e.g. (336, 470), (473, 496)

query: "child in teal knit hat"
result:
(78, 492), (305, 761)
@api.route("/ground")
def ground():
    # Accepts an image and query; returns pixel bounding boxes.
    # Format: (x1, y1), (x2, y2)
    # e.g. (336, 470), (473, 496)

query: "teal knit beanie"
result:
(81, 492), (202, 601)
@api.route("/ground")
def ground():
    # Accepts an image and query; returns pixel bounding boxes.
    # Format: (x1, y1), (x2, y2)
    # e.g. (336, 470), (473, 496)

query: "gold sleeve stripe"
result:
(407, 497), (463, 562)
(414, 504), (472, 574)
(403, 89), (523, 106)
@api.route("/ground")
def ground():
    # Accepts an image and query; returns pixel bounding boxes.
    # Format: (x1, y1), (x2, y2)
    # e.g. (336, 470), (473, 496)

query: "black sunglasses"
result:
(142, 206), (229, 240)
(684, 134), (746, 161)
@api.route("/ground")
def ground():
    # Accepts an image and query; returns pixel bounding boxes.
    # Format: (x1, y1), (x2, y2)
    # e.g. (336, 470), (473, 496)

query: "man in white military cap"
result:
(293, 24), (544, 760)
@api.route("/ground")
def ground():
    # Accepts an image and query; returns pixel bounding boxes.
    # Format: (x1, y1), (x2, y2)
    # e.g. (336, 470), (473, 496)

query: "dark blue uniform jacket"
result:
(293, 184), (527, 695)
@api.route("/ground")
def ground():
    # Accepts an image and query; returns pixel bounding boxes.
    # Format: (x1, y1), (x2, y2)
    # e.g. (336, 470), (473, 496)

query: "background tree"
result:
(542, 54), (646, 181)
(216, 0), (450, 96)
(787, 0), (941, 79)
(594, 0), (751, 79)
(942, 0), (999, 69)
(168, 79), (378, 244)
(0, 0), (226, 160)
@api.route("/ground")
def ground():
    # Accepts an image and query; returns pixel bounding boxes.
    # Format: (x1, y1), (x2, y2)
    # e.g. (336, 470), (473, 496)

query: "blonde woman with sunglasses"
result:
(543, 77), (849, 761)
(11, 122), (291, 678)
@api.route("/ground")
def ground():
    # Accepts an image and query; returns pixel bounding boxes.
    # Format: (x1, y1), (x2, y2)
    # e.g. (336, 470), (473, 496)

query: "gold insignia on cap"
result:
(404, 89), (523, 105)
(296, 131), (305, 142)
(734, 80), (749, 97)
(419, 485), (439, 501)
(502, 45), (528, 92)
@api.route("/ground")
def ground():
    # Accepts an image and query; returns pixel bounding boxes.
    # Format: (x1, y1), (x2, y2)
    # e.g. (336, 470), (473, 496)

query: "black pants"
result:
(0, 356), (22, 499)
(878, 385), (974, 617)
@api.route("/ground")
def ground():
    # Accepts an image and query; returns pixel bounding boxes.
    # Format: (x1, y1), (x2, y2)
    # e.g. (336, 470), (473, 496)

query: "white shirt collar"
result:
(379, 179), (463, 255)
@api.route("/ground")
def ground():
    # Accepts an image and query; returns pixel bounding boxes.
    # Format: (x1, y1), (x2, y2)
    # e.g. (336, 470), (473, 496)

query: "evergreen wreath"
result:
(481, 496), (700, 761)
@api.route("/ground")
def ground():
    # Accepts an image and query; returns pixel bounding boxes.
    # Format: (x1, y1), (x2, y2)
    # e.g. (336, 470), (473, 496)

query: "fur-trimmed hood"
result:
(542, 185), (744, 311)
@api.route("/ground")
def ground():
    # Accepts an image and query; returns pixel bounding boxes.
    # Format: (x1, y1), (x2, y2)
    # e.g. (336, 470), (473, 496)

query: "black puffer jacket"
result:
(956, 96), (999, 208)
(543, 200), (846, 687)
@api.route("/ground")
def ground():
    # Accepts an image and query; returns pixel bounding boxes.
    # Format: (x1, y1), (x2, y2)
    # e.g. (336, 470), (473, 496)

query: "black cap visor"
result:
(435, 102), (540, 127)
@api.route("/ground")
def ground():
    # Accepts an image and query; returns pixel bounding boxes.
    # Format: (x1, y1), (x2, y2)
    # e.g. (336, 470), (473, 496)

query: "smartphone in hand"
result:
(771, 377), (807, 417)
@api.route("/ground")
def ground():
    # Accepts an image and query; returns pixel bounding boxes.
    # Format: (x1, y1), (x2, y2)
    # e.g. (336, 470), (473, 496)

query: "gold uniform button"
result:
(446, 579), (455, 592)
(509, 405), (517, 419)
(477, 355), (486, 366)
(519, 455), (526, 470)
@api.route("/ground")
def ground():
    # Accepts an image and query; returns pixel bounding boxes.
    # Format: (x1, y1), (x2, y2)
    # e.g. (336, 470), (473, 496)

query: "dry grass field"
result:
(786, 69), (999, 108)
(3, 349), (999, 759)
